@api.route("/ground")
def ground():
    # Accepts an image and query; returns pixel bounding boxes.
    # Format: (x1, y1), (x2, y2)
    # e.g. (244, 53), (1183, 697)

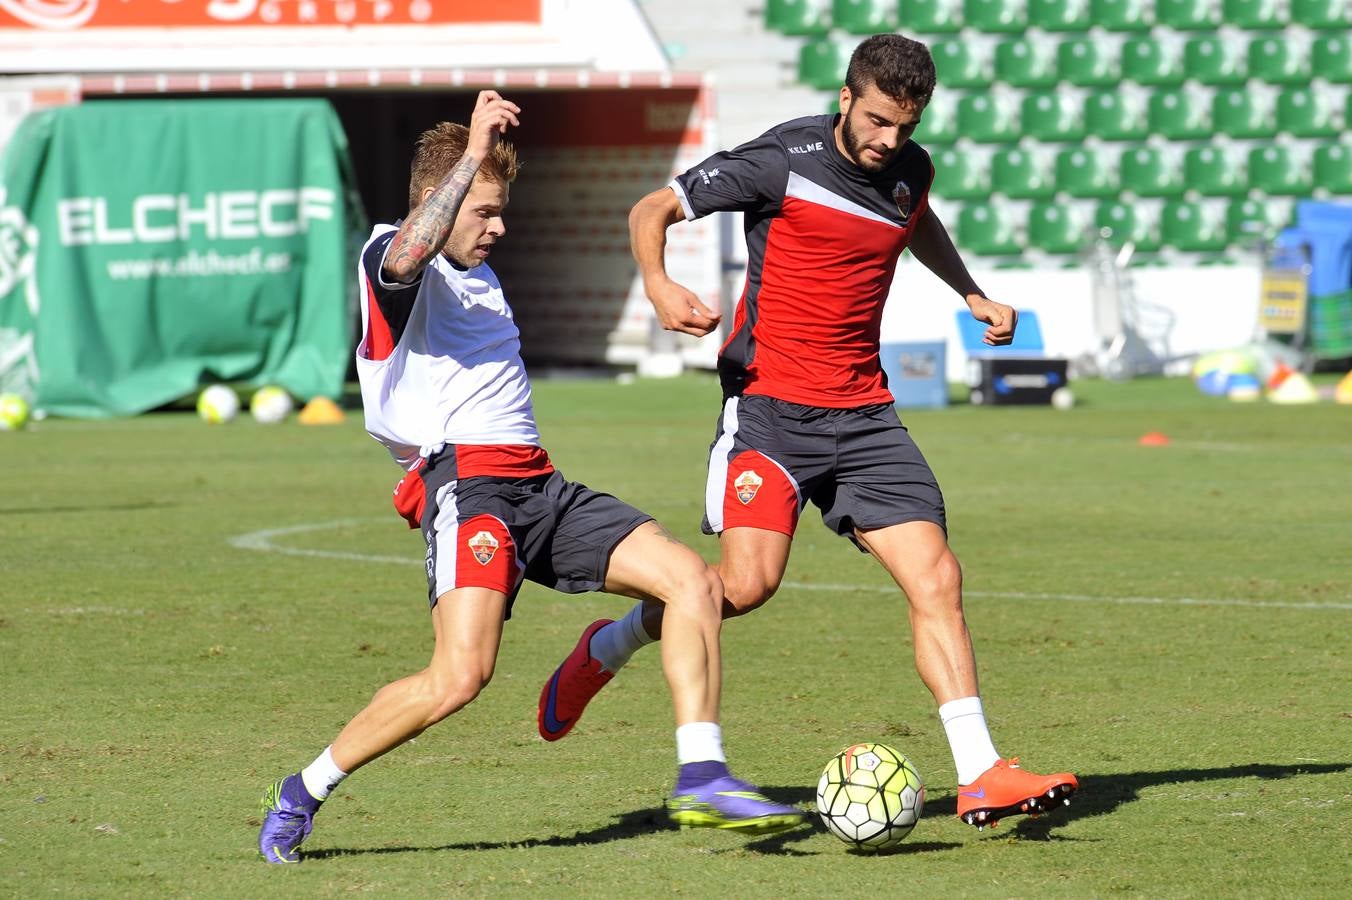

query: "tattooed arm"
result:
(383, 91), (521, 284)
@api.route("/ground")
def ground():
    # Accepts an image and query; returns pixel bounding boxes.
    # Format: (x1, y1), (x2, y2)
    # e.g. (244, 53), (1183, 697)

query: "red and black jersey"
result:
(670, 114), (933, 408)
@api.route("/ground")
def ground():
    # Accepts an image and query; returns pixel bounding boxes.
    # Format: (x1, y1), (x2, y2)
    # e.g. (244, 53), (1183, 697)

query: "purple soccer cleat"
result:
(258, 774), (321, 864)
(666, 762), (806, 835)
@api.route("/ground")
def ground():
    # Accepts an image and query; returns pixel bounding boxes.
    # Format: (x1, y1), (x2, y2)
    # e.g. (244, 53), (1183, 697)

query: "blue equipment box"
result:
(881, 341), (948, 409)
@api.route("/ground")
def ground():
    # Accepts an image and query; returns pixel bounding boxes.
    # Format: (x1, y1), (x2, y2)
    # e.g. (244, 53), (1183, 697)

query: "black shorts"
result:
(419, 460), (652, 616)
(702, 394), (947, 548)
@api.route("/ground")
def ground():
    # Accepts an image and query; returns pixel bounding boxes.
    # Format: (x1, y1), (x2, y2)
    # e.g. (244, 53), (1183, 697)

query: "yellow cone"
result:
(1268, 371), (1319, 405)
(1336, 371), (1352, 405)
(298, 396), (346, 425)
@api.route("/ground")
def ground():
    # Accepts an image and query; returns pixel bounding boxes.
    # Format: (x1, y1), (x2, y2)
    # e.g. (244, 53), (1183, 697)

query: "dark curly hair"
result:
(845, 34), (936, 108)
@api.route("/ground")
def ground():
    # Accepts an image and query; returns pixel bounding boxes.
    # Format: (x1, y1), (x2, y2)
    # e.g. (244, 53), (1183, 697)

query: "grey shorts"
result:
(419, 459), (652, 616)
(702, 394), (947, 548)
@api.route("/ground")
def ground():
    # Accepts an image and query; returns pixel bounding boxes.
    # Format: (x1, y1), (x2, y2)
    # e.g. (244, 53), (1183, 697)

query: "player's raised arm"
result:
(385, 91), (521, 284)
(907, 207), (1017, 346)
(629, 187), (722, 337)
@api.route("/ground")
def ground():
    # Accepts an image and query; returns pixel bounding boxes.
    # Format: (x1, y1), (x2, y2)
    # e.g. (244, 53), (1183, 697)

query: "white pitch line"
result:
(228, 520), (1352, 612)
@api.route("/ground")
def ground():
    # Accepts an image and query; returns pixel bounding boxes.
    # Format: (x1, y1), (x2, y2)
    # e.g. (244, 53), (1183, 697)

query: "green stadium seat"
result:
(1059, 37), (1120, 86)
(1222, 0), (1287, 27)
(930, 147), (991, 199)
(898, 0), (966, 31)
(1083, 89), (1150, 140)
(1020, 90), (1086, 141)
(1120, 37), (1185, 86)
(964, 0), (1028, 32)
(1027, 201), (1090, 253)
(1184, 36), (1247, 85)
(1248, 145), (1313, 195)
(1213, 87), (1277, 138)
(931, 40), (992, 89)
(1091, 0), (1155, 29)
(1029, 0), (1093, 29)
(1183, 147), (1248, 197)
(956, 202), (1022, 256)
(1157, 0), (1222, 29)
(832, 0), (898, 32)
(1056, 147), (1120, 197)
(996, 38), (1059, 88)
(958, 93), (1021, 143)
(1225, 197), (1290, 243)
(1277, 86), (1342, 138)
(1312, 35), (1352, 82)
(913, 93), (960, 144)
(1290, 0), (1351, 29)
(797, 38), (852, 90)
(1095, 200), (1162, 250)
(1120, 147), (1184, 197)
(1248, 36), (1311, 85)
(992, 147), (1057, 199)
(1148, 88), (1213, 139)
(767, 0), (833, 35)
(1160, 200), (1228, 251)
(1313, 143), (1352, 193)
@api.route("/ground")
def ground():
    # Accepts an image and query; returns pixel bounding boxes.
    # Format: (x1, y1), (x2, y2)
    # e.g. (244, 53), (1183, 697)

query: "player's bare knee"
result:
(427, 666), (493, 722)
(908, 551), (964, 615)
(656, 560), (723, 621)
(722, 569), (779, 616)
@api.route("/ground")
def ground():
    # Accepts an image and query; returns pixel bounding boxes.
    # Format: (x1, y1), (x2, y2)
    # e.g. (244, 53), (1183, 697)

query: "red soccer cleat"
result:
(956, 758), (1079, 830)
(537, 619), (615, 741)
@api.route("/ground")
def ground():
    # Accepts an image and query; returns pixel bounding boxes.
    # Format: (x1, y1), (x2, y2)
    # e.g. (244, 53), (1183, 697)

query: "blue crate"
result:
(881, 341), (949, 408)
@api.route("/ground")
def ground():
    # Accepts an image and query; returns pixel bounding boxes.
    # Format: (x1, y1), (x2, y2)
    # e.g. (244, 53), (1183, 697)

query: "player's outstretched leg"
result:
(956, 758), (1079, 830)
(258, 773), (323, 864)
(537, 618), (615, 741)
(667, 760), (805, 835)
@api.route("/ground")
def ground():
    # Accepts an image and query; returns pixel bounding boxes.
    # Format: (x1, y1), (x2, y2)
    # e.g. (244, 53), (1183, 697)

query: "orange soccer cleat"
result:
(956, 758), (1079, 830)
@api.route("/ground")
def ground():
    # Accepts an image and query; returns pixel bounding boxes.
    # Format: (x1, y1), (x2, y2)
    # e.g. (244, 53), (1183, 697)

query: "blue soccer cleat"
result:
(667, 763), (806, 835)
(258, 774), (321, 864)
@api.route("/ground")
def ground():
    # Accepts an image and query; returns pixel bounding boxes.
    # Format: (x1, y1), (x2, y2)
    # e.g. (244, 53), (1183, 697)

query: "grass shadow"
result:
(304, 763), (1348, 859)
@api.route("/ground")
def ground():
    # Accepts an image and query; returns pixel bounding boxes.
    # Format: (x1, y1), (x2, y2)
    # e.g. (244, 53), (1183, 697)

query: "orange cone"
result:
(298, 396), (346, 425)
(1138, 431), (1170, 447)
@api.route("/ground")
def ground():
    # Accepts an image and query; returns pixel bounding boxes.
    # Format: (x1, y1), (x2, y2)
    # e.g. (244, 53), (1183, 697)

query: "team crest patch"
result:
(893, 180), (912, 223)
(734, 470), (764, 505)
(467, 530), (500, 565)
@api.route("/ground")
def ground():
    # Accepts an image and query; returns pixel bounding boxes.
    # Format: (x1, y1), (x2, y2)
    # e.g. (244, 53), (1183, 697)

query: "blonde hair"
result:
(407, 122), (520, 211)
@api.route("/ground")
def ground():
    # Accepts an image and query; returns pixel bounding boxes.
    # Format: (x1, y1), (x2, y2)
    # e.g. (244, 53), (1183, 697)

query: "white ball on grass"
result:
(250, 386), (294, 424)
(197, 385), (239, 424)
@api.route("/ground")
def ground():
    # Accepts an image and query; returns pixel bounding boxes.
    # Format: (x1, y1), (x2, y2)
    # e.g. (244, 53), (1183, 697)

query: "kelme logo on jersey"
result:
(734, 470), (763, 505)
(467, 530), (500, 565)
(893, 181), (912, 224)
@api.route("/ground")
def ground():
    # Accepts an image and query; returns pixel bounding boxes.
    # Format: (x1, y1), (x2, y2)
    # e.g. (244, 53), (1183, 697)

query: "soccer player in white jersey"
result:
(256, 91), (803, 865)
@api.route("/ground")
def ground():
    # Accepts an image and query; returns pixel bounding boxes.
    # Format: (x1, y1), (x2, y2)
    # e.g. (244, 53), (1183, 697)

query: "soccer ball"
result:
(250, 386), (293, 424)
(0, 392), (30, 431)
(816, 743), (924, 851)
(197, 384), (239, 424)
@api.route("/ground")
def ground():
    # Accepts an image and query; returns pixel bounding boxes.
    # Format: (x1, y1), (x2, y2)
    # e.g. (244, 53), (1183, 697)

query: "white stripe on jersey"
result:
(785, 171), (902, 228)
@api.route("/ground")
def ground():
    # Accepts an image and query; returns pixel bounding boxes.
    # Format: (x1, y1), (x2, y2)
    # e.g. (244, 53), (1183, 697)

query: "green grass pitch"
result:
(1, 374), (1348, 896)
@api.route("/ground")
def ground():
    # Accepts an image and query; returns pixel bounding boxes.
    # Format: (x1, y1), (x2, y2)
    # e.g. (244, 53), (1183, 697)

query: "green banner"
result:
(0, 98), (365, 417)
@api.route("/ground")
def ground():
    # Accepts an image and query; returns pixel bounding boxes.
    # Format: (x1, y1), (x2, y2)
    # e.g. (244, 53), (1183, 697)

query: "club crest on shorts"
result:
(467, 530), (500, 565)
(734, 470), (764, 505)
(893, 180), (912, 224)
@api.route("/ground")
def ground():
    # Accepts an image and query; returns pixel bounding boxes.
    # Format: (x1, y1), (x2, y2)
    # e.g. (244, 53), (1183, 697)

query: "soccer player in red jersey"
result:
(256, 91), (802, 864)
(539, 35), (1078, 830)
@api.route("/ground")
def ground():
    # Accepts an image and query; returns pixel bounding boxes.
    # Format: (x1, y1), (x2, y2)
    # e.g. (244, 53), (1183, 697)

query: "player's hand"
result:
(966, 294), (1017, 346)
(467, 90), (521, 158)
(648, 278), (722, 337)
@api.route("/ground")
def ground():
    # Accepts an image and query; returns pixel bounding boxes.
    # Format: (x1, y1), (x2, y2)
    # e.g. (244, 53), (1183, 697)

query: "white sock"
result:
(300, 746), (349, 801)
(588, 603), (656, 673)
(939, 697), (1001, 785)
(675, 722), (727, 764)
